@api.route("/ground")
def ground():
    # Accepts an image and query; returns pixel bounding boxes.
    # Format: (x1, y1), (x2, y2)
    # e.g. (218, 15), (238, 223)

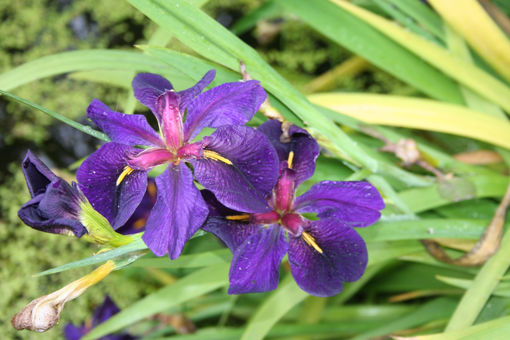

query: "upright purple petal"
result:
(258, 120), (320, 186)
(294, 181), (385, 228)
(142, 164), (208, 259)
(193, 125), (279, 213)
(22, 150), (59, 198)
(183, 80), (267, 141)
(201, 190), (259, 252)
(87, 99), (163, 147)
(77, 143), (148, 229)
(178, 70), (215, 111)
(229, 225), (287, 294)
(132, 73), (173, 119)
(288, 219), (368, 297)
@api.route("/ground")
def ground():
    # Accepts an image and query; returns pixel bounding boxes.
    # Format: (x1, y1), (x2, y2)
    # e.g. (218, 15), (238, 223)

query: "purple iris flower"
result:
(77, 71), (279, 259)
(18, 151), (152, 239)
(203, 120), (385, 297)
(64, 296), (134, 340)
(18, 151), (88, 237)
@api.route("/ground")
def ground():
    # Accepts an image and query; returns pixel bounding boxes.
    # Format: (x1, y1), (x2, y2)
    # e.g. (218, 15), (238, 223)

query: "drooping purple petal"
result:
(77, 143), (148, 229)
(201, 190), (259, 252)
(142, 164), (208, 259)
(87, 99), (163, 147)
(21, 150), (59, 198)
(183, 80), (267, 141)
(228, 225), (287, 294)
(178, 70), (215, 111)
(132, 73), (173, 119)
(288, 219), (368, 297)
(258, 120), (320, 186)
(294, 181), (385, 228)
(18, 194), (87, 237)
(116, 179), (157, 235)
(193, 125), (279, 213)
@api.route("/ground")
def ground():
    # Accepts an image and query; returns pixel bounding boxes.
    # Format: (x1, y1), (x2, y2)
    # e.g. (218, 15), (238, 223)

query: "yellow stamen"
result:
(203, 150), (233, 165)
(288, 151), (295, 169)
(116, 166), (134, 186)
(302, 231), (323, 254)
(226, 214), (251, 221)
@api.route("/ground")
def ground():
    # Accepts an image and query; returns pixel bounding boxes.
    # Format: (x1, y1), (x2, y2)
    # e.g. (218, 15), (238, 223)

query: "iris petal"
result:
(228, 225), (287, 294)
(87, 99), (163, 147)
(132, 73), (173, 121)
(183, 80), (266, 141)
(22, 150), (59, 198)
(201, 190), (259, 252)
(258, 120), (320, 186)
(142, 163), (208, 259)
(193, 125), (279, 213)
(77, 143), (148, 229)
(294, 181), (385, 228)
(288, 219), (368, 297)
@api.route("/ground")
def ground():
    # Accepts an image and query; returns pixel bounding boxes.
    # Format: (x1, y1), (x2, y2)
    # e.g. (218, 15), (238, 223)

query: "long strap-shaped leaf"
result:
(429, 0), (510, 84)
(126, 0), (383, 175)
(330, 0), (510, 114)
(240, 276), (308, 340)
(0, 50), (171, 91)
(279, 0), (462, 103)
(309, 93), (510, 149)
(83, 263), (230, 340)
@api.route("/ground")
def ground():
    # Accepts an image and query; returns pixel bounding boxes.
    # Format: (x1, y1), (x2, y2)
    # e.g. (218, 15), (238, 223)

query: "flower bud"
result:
(12, 261), (115, 333)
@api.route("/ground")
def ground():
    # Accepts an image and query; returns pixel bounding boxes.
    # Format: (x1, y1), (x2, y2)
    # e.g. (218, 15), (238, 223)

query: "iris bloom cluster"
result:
(18, 71), (384, 298)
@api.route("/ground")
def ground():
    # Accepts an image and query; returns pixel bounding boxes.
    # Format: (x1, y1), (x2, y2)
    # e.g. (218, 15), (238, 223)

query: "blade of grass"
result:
(429, 0), (510, 83)
(445, 225), (510, 330)
(0, 50), (169, 91)
(309, 93), (510, 149)
(331, 0), (510, 113)
(240, 276), (308, 340)
(84, 262), (230, 340)
(34, 238), (147, 277)
(0, 89), (108, 142)
(279, 0), (463, 103)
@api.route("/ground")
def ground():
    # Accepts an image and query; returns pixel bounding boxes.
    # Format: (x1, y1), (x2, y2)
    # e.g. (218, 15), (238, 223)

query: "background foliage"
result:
(3, 0), (510, 339)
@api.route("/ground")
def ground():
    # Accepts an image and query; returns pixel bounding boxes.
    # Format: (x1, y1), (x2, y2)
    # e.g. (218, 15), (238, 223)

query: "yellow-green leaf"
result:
(331, 0), (510, 113)
(429, 0), (510, 83)
(309, 93), (510, 149)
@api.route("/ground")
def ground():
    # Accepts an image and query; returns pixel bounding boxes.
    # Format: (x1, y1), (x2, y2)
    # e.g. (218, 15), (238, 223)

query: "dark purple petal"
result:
(77, 143), (148, 229)
(87, 99), (163, 147)
(63, 323), (86, 340)
(201, 190), (259, 252)
(132, 73), (173, 119)
(178, 70), (215, 111)
(193, 125), (279, 213)
(116, 179), (157, 235)
(21, 151), (59, 198)
(91, 296), (120, 327)
(258, 120), (320, 186)
(142, 164), (208, 259)
(18, 194), (87, 237)
(228, 225), (287, 294)
(183, 80), (267, 141)
(288, 219), (368, 297)
(294, 181), (385, 228)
